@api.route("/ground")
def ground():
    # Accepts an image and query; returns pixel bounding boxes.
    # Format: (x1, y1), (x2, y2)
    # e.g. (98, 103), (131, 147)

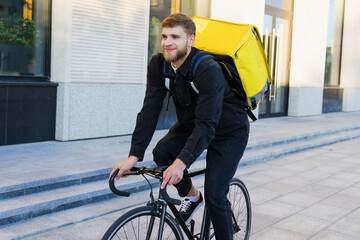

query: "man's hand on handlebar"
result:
(110, 156), (139, 181)
(160, 158), (186, 189)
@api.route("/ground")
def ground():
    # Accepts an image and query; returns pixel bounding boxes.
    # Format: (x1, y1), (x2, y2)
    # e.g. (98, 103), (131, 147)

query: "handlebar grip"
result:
(109, 169), (130, 197)
(160, 186), (181, 205)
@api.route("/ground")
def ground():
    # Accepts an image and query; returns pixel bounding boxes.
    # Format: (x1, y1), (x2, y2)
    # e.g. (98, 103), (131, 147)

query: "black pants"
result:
(152, 122), (249, 240)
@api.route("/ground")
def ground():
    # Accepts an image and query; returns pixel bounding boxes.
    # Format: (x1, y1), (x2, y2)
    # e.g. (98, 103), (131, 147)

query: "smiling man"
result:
(110, 13), (249, 240)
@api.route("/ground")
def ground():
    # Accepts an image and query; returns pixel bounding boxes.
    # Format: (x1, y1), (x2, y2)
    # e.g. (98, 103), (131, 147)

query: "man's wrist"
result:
(174, 158), (187, 170)
(129, 156), (139, 163)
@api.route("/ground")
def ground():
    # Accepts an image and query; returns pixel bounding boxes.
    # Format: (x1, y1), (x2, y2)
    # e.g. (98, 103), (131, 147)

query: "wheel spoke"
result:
(103, 207), (182, 240)
(228, 179), (251, 240)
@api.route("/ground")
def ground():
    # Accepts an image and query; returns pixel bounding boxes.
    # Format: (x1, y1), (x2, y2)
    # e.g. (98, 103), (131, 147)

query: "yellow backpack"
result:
(192, 16), (272, 121)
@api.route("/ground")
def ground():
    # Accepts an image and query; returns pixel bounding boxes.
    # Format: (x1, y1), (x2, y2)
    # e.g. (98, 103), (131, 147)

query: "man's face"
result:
(161, 26), (194, 66)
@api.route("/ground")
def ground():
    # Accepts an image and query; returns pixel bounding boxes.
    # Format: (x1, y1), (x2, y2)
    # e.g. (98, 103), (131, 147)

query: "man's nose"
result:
(163, 38), (172, 46)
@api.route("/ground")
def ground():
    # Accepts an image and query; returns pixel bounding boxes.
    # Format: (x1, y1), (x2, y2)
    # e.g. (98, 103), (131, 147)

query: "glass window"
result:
(148, 0), (210, 62)
(0, 0), (51, 77)
(324, 0), (344, 86)
(266, 0), (292, 12)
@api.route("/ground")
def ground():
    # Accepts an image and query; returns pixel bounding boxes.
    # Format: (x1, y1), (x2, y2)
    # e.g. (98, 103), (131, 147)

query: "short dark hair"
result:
(161, 13), (196, 36)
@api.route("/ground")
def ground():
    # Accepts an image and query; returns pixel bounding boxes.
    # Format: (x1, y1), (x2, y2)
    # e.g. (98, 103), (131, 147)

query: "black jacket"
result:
(129, 48), (249, 168)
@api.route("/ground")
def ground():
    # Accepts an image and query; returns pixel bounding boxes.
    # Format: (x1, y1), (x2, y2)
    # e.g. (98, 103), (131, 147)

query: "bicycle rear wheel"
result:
(102, 206), (184, 240)
(209, 178), (252, 240)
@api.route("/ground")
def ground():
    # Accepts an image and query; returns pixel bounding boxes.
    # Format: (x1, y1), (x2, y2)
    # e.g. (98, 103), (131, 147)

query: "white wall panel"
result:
(287, 0), (328, 116)
(70, 0), (149, 84)
(210, 0), (265, 32)
(289, 0), (329, 88)
(340, 0), (360, 111)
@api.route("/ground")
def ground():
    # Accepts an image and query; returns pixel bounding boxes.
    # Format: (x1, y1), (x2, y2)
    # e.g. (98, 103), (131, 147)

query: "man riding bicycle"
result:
(110, 13), (249, 240)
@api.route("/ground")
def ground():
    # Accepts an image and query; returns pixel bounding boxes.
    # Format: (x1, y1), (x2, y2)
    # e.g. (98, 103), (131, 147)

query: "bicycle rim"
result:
(209, 178), (252, 240)
(102, 206), (183, 240)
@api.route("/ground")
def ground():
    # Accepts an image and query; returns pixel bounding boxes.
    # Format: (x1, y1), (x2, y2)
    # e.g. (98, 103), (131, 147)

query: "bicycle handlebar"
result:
(109, 169), (131, 197)
(109, 166), (206, 205)
(159, 186), (181, 205)
(109, 167), (152, 197)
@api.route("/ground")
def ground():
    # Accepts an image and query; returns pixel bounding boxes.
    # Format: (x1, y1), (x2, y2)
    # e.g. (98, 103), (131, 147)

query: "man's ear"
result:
(188, 34), (195, 47)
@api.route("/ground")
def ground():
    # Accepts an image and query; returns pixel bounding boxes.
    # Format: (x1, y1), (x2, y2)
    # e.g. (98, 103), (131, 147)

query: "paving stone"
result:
(309, 229), (358, 240)
(251, 227), (307, 240)
(331, 172), (360, 183)
(299, 202), (352, 222)
(338, 186), (360, 198)
(254, 200), (303, 219)
(328, 208), (360, 236)
(272, 214), (330, 237)
(319, 193), (360, 210)
(276, 191), (325, 208)
(249, 188), (281, 206)
(316, 176), (355, 189)
(251, 212), (282, 234)
(297, 183), (340, 199)
(277, 175), (316, 188)
(293, 169), (332, 183)
(256, 181), (301, 197)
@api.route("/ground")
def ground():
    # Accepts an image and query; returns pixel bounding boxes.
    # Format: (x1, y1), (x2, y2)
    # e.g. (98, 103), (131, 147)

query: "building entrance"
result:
(259, 2), (293, 118)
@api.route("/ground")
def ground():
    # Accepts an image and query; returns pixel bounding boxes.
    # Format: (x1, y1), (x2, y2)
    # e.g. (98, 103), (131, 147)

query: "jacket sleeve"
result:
(177, 63), (225, 168)
(129, 55), (167, 160)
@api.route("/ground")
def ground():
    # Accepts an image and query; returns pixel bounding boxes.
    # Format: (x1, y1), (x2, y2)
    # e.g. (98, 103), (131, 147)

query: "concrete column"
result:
(51, 0), (72, 140)
(288, 0), (329, 117)
(340, 0), (360, 112)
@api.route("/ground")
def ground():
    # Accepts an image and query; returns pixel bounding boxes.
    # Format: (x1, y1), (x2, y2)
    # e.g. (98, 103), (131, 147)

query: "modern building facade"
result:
(0, 0), (359, 145)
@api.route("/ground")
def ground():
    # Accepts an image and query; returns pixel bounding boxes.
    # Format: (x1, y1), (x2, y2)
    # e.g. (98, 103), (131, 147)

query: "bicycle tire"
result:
(102, 206), (184, 240)
(209, 178), (252, 240)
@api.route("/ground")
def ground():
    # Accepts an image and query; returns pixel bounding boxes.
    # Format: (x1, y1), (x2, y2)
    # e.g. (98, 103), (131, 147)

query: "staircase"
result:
(1, 124), (360, 239)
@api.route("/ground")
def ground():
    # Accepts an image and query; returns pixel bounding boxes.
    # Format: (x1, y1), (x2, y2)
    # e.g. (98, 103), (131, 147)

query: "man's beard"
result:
(163, 45), (188, 63)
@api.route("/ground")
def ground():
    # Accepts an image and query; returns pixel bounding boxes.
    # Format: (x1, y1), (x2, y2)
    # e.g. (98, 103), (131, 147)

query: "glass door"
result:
(259, 5), (293, 118)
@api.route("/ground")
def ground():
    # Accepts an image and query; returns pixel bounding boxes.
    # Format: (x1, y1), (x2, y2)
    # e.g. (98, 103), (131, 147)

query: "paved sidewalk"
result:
(247, 137), (360, 239)
(16, 135), (360, 239)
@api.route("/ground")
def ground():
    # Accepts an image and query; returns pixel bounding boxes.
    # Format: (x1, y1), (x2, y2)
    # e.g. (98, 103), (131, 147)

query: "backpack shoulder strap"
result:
(163, 60), (172, 91)
(188, 50), (213, 94)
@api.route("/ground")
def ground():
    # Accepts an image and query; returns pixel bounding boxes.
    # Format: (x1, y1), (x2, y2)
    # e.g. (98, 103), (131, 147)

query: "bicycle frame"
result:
(150, 167), (211, 240)
(109, 167), (213, 239)
(158, 187), (211, 240)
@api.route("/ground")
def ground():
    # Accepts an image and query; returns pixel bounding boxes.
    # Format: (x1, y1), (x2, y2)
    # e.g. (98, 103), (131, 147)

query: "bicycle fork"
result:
(146, 199), (168, 240)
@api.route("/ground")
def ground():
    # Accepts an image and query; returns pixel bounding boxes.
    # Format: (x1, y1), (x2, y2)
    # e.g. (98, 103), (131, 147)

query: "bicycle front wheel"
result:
(102, 206), (184, 240)
(229, 178), (252, 240)
(209, 178), (252, 240)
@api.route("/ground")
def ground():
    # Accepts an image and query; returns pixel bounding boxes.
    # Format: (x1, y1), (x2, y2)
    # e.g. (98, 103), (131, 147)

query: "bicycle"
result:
(102, 166), (252, 240)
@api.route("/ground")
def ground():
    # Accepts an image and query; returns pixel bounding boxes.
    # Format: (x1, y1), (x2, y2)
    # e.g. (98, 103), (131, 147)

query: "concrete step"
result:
(1, 125), (360, 228)
(241, 126), (360, 166)
(0, 173), (208, 240)
(245, 124), (360, 151)
(2, 124), (359, 201)
(0, 161), (209, 227)
(0, 174), (161, 227)
(0, 161), (157, 201)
